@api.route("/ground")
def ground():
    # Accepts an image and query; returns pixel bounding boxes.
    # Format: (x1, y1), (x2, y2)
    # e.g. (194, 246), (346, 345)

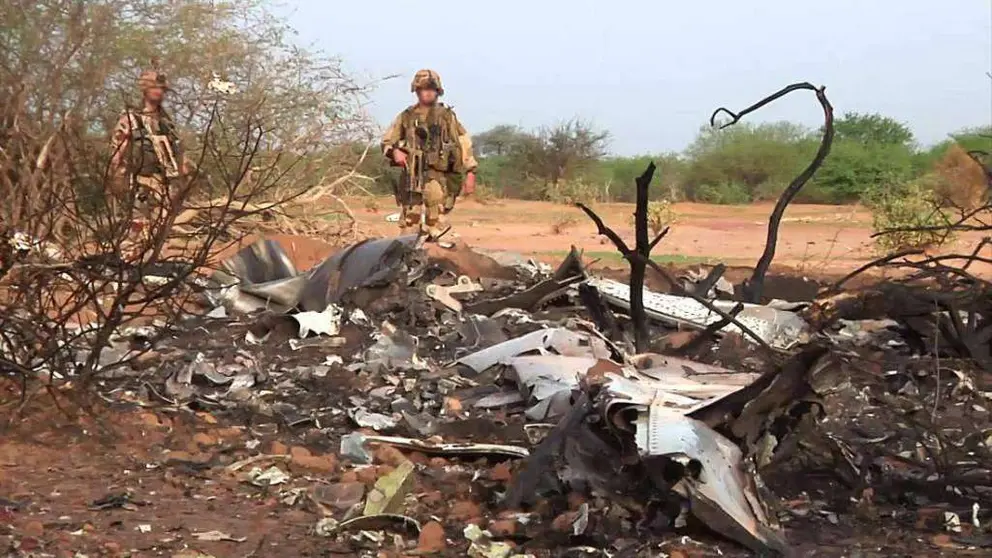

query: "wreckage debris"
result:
(25, 228), (992, 557)
(344, 433), (530, 460)
(590, 277), (809, 350)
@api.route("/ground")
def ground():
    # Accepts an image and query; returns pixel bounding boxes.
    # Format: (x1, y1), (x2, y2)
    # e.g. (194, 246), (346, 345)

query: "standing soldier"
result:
(381, 69), (477, 239)
(109, 69), (184, 235)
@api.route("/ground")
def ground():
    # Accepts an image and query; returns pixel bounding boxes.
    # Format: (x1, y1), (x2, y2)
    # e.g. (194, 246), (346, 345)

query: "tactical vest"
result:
(126, 110), (179, 177)
(399, 104), (465, 176)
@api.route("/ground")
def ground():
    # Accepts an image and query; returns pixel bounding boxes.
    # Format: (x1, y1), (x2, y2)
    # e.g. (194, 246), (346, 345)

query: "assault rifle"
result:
(392, 125), (436, 205)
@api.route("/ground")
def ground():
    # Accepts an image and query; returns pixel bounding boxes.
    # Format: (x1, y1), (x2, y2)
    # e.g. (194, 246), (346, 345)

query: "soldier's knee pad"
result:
(423, 180), (444, 205)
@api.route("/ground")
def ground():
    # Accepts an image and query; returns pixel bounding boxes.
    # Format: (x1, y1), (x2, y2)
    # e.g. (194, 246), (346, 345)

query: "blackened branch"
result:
(576, 203), (632, 256)
(712, 82), (835, 303)
(648, 226), (670, 252)
(577, 162), (775, 356)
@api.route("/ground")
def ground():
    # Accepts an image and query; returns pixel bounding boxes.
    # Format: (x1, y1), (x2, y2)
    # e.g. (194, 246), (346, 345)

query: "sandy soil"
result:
(347, 197), (990, 276)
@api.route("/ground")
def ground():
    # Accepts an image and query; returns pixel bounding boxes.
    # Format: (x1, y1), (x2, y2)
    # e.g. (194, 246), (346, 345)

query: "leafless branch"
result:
(712, 83), (835, 303)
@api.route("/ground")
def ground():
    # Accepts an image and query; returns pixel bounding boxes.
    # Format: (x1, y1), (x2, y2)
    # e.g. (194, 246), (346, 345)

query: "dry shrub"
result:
(0, 0), (372, 420)
(868, 178), (953, 252)
(551, 211), (581, 235)
(932, 145), (988, 210)
(647, 199), (678, 236)
(363, 196), (381, 213)
(544, 179), (601, 205)
(471, 182), (499, 205)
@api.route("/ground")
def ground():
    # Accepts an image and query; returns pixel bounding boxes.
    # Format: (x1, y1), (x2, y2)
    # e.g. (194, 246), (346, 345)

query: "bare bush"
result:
(550, 211), (580, 235)
(0, 0), (372, 421)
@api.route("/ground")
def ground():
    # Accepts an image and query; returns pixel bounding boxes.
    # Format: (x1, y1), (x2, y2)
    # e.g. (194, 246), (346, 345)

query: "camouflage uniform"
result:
(109, 70), (182, 222)
(381, 69), (477, 236)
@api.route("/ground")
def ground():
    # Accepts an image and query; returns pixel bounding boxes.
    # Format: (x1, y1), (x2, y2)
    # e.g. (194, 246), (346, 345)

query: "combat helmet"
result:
(137, 69), (169, 92)
(410, 69), (443, 95)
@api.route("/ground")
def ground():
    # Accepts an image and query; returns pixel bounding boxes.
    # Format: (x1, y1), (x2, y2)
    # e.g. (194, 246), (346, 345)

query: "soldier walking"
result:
(381, 69), (477, 239)
(108, 69), (185, 246)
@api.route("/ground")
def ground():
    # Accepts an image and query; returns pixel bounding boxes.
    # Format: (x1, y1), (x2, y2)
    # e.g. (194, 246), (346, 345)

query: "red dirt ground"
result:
(1, 383), (981, 557)
(348, 198), (992, 277)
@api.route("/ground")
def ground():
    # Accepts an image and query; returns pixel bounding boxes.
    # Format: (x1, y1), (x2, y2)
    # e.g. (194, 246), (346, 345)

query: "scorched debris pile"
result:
(4, 210), (990, 556)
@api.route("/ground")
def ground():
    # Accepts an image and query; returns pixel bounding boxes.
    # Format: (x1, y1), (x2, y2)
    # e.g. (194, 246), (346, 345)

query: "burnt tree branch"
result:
(712, 82), (834, 303)
(577, 163), (655, 351)
(577, 163), (775, 356)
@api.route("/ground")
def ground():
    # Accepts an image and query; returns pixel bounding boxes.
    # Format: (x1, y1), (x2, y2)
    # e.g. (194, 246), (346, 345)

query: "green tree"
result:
(805, 113), (918, 203)
(813, 141), (916, 203)
(1, 0), (371, 150)
(834, 112), (915, 147)
(682, 122), (816, 203)
(950, 126), (992, 152)
(473, 125), (530, 157)
(595, 154), (684, 202)
(512, 119), (609, 198)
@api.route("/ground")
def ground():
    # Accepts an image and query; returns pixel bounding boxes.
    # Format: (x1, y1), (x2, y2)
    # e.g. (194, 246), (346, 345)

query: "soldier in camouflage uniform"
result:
(109, 69), (184, 228)
(381, 69), (477, 239)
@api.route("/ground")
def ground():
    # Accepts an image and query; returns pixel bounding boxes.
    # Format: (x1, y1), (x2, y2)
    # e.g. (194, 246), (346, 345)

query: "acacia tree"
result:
(473, 125), (530, 157)
(833, 112), (915, 147)
(516, 119), (609, 194)
(0, 0), (374, 167)
(0, 0), (374, 416)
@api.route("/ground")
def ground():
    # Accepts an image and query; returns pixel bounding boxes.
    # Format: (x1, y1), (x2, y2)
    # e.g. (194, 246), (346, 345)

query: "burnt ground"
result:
(2, 244), (991, 558)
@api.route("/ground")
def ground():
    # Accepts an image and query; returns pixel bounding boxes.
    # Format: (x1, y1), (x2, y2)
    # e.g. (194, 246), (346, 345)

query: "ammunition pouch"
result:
(127, 112), (180, 178)
(401, 107), (465, 175)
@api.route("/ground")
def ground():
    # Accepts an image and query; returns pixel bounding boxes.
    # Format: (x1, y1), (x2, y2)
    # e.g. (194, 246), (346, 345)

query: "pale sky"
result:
(282, 0), (992, 155)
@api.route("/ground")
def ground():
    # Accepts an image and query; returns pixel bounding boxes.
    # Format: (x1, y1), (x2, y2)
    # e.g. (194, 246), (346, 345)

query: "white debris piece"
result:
(457, 328), (610, 373)
(944, 511), (962, 533)
(248, 466), (290, 487)
(349, 408), (398, 431)
(634, 407), (780, 551)
(290, 304), (343, 338)
(601, 373), (787, 554)
(588, 277), (808, 350)
(193, 531), (246, 542)
(207, 72), (237, 95)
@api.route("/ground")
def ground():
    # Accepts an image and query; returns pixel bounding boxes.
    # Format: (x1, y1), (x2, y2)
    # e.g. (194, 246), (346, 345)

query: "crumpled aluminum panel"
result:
(298, 235), (419, 312)
(633, 406), (786, 554)
(456, 328), (610, 373)
(215, 235), (420, 314)
(602, 373), (787, 554)
(588, 278), (807, 350)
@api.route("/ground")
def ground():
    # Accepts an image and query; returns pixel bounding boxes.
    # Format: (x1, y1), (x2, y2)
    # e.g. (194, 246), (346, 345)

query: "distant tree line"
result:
(455, 114), (988, 206)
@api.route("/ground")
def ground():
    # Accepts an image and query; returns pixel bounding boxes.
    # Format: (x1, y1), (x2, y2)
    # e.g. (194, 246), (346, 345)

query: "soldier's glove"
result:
(390, 148), (408, 168)
(463, 171), (477, 195)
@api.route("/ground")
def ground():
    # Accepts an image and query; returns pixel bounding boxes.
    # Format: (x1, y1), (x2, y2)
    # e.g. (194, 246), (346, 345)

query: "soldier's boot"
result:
(400, 205), (422, 233)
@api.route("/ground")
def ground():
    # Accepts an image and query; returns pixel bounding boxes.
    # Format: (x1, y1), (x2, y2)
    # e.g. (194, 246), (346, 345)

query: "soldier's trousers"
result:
(401, 179), (445, 235)
(123, 174), (172, 259)
(133, 174), (168, 220)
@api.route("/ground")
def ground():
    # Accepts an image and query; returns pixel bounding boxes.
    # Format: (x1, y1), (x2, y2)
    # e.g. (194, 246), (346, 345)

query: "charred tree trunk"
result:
(710, 83), (834, 303)
(577, 163), (659, 352)
(629, 163), (653, 351)
(578, 163), (775, 356)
